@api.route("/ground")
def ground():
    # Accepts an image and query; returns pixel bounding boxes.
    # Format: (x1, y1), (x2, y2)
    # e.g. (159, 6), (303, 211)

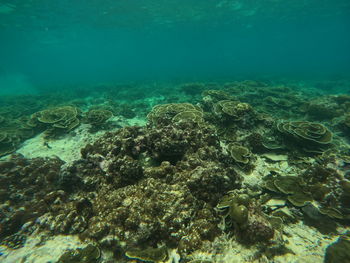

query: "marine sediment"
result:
(0, 80), (349, 263)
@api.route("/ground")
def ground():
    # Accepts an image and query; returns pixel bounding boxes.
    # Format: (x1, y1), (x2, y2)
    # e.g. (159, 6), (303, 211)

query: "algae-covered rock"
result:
(125, 246), (167, 262)
(0, 154), (65, 240)
(0, 233), (27, 249)
(57, 244), (101, 263)
(0, 131), (17, 156)
(324, 231), (350, 263)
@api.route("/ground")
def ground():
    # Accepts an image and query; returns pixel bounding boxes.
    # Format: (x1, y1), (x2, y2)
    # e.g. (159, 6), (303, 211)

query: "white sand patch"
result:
(14, 117), (147, 163)
(0, 234), (83, 263)
(273, 223), (340, 263)
(189, 223), (340, 263)
(126, 116), (147, 126)
(16, 124), (104, 164)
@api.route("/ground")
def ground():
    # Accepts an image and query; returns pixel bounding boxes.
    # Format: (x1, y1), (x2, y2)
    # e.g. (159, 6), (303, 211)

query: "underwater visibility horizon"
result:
(1, 0), (350, 263)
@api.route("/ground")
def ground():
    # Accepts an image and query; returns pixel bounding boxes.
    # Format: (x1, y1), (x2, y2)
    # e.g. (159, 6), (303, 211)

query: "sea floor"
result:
(0, 79), (349, 263)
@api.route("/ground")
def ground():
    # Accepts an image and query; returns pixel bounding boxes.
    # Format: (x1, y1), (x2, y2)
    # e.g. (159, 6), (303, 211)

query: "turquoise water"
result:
(1, 2), (350, 263)
(1, 0), (350, 90)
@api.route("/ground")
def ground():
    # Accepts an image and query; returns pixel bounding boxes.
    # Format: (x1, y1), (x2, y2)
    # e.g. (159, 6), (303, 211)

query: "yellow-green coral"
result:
(147, 103), (203, 126)
(277, 121), (333, 152)
(30, 106), (81, 138)
(57, 244), (101, 263)
(84, 109), (113, 126)
(227, 143), (251, 164)
(0, 131), (18, 156)
(216, 191), (250, 226)
(264, 175), (312, 207)
(214, 100), (252, 121)
(277, 121), (333, 145)
(172, 110), (203, 124)
(125, 246), (168, 262)
(325, 231), (350, 263)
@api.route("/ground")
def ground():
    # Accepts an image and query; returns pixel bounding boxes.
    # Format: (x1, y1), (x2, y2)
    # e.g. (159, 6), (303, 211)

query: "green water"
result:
(1, 2), (350, 263)
(0, 0), (350, 92)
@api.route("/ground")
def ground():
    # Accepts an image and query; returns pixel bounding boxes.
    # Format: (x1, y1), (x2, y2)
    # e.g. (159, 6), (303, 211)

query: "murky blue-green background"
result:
(0, 0), (349, 94)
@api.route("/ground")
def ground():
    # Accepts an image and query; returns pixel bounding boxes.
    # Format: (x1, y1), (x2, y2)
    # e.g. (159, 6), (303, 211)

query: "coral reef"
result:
(147, 103), (203, 126)
(0, 131), (17, 156)
(57, 244), (101, 263)
(125, 246), (168, 262)
(15, 115), (238, 257)
(217, 190), (275, 244)
(277, 121), (333, 153)
(262, 162), (350, 222)
(1, 80), (350, 262)
(83, 109), (113, 129)
(214, 100), (253, 122)
(324, 231), (350, 263)
(0, 154), (64, 241)
(29, 106), (81, 138)
(227, 143), (251, 164)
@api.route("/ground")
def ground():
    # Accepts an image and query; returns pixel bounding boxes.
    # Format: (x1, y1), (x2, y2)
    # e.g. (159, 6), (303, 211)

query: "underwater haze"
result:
(1, 0), (350, 90)
(2, 1), (350, 262)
